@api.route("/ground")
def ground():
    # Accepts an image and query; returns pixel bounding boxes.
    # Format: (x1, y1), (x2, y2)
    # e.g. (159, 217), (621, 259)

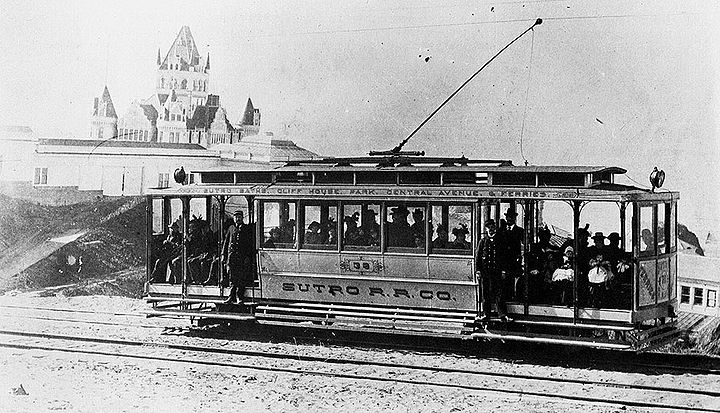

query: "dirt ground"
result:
(1, 293), (718, 413)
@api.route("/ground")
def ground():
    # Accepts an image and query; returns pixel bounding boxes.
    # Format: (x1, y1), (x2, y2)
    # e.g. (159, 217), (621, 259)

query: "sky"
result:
(1, 0), (719, 235)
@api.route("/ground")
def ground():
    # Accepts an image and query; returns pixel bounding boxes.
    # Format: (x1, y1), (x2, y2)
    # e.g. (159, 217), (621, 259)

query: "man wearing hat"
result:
(387, 205), (415, 248)
(410, 208), (426, 246)
(501, 207), (524, 300)
(222, 210), (255, 304)
(475, 219), (511, 322)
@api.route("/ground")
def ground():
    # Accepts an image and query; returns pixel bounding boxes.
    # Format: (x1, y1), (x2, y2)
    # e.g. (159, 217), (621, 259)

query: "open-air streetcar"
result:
(144, 154), (680, 351)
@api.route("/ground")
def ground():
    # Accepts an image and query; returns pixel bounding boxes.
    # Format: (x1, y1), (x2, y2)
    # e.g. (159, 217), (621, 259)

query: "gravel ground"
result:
(0, 293), (718, 413)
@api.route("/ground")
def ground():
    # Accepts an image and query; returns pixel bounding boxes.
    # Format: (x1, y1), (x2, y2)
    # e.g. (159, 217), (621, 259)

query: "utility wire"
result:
(246, 11), (711, 39)
(519, 27), (536, 166)
(391, 18), (543, 153)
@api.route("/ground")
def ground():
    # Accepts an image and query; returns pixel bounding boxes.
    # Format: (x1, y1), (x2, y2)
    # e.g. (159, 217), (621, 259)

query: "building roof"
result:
(93, 86), (117, 119)
(187, 103), (236, 132)
(241, 98), (255, 125)
(0, 125), (36, 141)
(139, 104), (158, 123)
(213, 133), (319, 163)
(159, 26), (202, 70)
(38, 138), (205, 151)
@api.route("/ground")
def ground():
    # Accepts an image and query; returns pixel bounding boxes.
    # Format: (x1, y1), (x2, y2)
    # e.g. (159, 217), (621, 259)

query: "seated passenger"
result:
(187, 218), (217, 284)
(410, 209), (425, 244)
(305, 221), (324, 245)
(449, 224), (471, 250)
(605, 232), (631, 281)
(585, 232), (615, 307)
(151, 223), (182, 283)
(432, 224), (449, 249)
(641, 228), (656, 254)
(360, 209), (380, 246)
(263, 227), (281, 248)
(325, 217), (338, 245)
(344, 214), (362, 245)
(279, 219), (296, 244)
(527, 242), (546, 301)
(387, 206), (415, 248)
(551, 246), (575, 306)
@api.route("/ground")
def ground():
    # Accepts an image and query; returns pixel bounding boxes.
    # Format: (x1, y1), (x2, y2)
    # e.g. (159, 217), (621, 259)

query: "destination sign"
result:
(155, 185), (580, 200)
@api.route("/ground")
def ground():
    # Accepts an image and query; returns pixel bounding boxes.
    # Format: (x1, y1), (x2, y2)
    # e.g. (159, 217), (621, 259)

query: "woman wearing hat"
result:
(449, 224), (471, 250)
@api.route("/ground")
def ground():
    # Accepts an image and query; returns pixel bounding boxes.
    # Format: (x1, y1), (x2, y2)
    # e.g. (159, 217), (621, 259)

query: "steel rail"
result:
(0, 333), (717, 412)
(0, 329), (717, 402)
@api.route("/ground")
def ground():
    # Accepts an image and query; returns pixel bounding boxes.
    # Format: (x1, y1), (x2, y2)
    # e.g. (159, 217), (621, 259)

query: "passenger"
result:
(641, 228), (656, 253)
(263, 227), (281, 248)
(187, 218), (216, 284)
(527, 242), (546, 302)
(587, 232), (613, 308)
(151, 222), (182, 283)
(576, 224), (591, 305)
(222, 210), (255, 304)
(476, 219), (511, 322)
(305, 221), (324, 245)
(551, 246), (575, 306)
(343, 214), (362, 245)
(279, 219), (296, 244)
(501, 208), (524, 301)
(360, 209), (380, 246)
(432, 224), (449, 250)
(410, 209), (426, 244)
(449, 224), (471, 250)
(605, 232), (631, 282)
(387, 206), (415, 248)
(325, 217), (338, 245)
(542, 250), (560, 303)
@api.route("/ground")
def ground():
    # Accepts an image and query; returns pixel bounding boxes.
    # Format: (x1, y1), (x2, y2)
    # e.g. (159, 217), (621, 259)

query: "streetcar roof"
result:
(193, 163), (627, 175)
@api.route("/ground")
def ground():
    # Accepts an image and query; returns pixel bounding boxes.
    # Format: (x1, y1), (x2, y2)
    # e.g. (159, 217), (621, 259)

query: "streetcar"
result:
(144, 153), (680, 351)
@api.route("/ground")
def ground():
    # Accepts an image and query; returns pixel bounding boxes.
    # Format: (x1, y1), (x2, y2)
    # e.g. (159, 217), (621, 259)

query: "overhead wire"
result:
(519, 27), (536, 166)
(245, 11), (713, 39)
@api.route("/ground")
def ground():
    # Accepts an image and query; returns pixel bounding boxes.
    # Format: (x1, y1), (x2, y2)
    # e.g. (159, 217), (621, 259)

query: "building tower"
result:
(156, 26), (209, 118)
(90, 86), (118, 140)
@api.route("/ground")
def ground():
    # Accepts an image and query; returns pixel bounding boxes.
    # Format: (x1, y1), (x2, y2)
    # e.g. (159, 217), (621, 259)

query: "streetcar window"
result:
(314, 171), (353, 184)
(443, 172), (476, 185)
(152, 198), (164, 235)
(693, 288), (704, 306)
(538, 173), (585, 187)
(356, 171), (396, 185)
(708, 290), (717, 307)
(189, 198), (207, 220)
(342, 203), (380, 252)
(399, 172), (441, 185)
(385, 203), (426, 253)
(170, 199), (183, 230)
(262, 201), (296, 249)
(668, 202), (677, 251)
(275, 172), (312, 184)
(492, 172), (535, 187)
(680, 286), (690, 304)
(201, 172), (234, 184)
(430, 204), (472, 255)
(235, 172), (272, 184)
(639, 205), (656, 256)
(301, 203), (338, 250)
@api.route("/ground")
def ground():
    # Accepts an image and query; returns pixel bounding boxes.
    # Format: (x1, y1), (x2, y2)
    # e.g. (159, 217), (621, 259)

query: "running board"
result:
(467, 331), (632, 350)
(256, 302), (475, 335)
(142, 308), (255, 321)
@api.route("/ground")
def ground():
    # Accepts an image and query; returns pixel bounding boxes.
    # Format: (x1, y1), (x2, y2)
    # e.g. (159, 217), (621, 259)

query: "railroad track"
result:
(0, 304), (176, 330)
(0, 328), (718, 412)
(2, 303), (718, 376)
